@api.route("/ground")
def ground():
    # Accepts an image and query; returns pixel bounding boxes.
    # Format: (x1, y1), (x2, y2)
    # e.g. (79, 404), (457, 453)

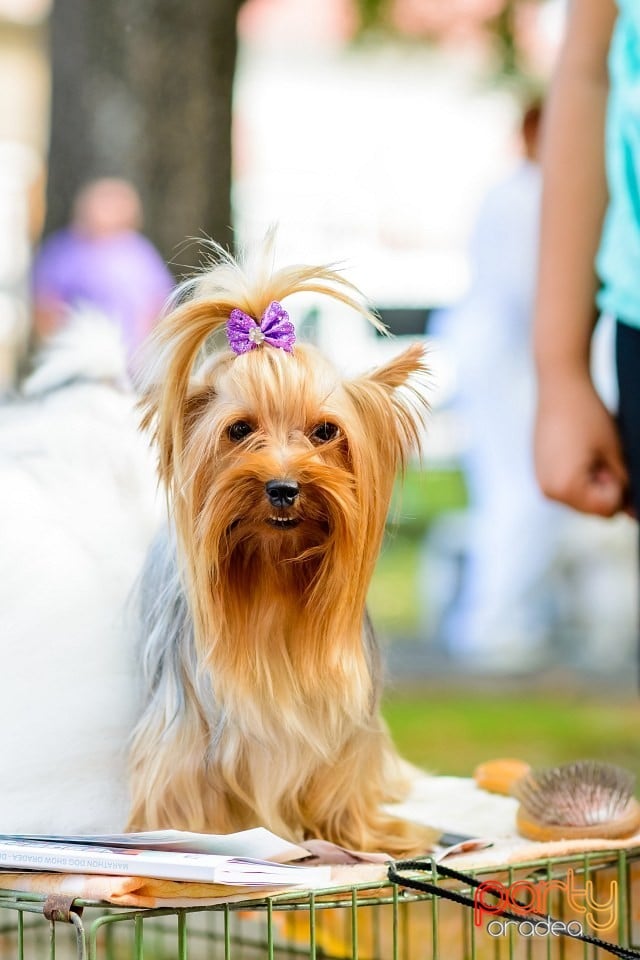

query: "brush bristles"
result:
(513, 761), (636, 827)
(128, 241), (433, 855)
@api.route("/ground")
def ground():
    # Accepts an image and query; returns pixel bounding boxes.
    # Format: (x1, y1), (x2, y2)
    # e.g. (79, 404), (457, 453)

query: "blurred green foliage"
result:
(354, 0), (390, 33)
(369, 467), (467, 634)
(383, 691), (640, 781)
(389, 466), (467, 531)
(375, 472), (639, 791)
(352, 0), (542, 81)
(369, 535), (421, 634)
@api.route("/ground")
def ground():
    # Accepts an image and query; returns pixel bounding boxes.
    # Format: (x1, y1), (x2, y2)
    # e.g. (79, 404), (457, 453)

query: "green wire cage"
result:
(0, 848), (638, 960)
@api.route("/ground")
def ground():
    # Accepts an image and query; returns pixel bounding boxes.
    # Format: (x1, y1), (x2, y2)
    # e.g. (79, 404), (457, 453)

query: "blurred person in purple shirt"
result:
(32, 178), (174, 357)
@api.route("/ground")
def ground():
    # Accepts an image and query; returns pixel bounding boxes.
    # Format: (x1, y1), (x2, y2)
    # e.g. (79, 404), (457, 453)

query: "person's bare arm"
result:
(534, 0), (628, 516)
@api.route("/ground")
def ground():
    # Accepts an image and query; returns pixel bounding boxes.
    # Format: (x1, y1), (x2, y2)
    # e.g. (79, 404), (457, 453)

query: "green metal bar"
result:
(546, 860), (554, 960)
(267, 897), (275, 960)
(88, 918), (97, 960)
(430, 867), (438, 960)
(401, 898), (409, 960)
(177, 910), (188, 960)
(103, 917), (115, 960)
(49, 919), (55, 960)
(371, 895), (381, 960)
(150, 912), (161, 958)
(583, 855), (590, 960)
(134, 914), (144, 960)
(525, 925), (533, 959)
(469, 877), (477, 960)
(350, 888), (358, 960)
(87, 910), (180, 960)
(224, 904), (231, 960)
(557, 865), (567, 960)
(17, 909), (24, 960)
(507, 866), (515, 960)
(457, 872), (471, 960)
(308, 892), (316, 960)
(631, 857), (640, 950)
(392, 880), (399, 960)
(342, 894), (350, 958)
(618, 849), (630, 949)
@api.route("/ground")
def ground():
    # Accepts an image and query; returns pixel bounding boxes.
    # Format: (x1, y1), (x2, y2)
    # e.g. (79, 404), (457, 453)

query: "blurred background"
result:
(1, 0), (638, 777)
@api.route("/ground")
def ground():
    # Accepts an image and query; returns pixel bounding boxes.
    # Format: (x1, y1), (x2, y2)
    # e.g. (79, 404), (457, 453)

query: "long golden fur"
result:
(128, 242), (432, 855)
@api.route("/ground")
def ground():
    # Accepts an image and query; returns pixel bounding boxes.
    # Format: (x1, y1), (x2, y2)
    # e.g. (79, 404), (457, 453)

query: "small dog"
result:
(128, 244), (431, 855)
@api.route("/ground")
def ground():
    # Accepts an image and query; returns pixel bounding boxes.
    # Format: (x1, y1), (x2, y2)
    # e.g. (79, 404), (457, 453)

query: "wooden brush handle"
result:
(474, 759), (532, 796)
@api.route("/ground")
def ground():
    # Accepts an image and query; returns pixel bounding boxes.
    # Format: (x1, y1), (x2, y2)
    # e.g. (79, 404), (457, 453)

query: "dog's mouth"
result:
(266, 516), (302, 529)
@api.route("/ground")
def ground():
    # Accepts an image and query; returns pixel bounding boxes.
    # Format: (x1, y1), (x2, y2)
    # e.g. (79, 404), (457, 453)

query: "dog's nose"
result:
(265, 480), (299, 508)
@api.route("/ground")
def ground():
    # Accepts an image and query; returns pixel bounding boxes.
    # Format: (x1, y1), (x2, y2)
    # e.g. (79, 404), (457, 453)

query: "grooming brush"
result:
(513, 760), (640, 841)
(474, 758), (640, 842)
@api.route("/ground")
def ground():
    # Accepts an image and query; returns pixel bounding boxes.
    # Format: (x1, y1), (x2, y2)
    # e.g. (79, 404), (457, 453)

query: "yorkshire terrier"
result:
(128, 242), (432, 855)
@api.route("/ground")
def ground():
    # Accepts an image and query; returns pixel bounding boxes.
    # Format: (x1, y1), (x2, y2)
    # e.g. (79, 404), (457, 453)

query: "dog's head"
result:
(139, 242), (428, 645)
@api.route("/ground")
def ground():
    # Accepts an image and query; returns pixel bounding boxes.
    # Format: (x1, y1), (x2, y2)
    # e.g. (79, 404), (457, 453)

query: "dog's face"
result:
(139, 255), (428, 652)
(177, 342), (425, 572)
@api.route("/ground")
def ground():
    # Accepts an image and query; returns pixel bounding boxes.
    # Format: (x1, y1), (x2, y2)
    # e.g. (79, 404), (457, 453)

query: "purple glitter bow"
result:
(227, 300), (296, 355)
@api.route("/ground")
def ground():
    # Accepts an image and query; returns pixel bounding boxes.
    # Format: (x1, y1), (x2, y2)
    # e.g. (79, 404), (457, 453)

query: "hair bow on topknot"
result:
(227, 300), (296, 355)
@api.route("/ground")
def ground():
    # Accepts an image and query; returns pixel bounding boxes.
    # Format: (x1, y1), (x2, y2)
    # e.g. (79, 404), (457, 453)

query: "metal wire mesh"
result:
(0, 849), (637, 959)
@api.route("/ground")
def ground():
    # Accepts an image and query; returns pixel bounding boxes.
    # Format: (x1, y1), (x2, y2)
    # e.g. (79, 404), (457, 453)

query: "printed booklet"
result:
(0, 829), (330, 886)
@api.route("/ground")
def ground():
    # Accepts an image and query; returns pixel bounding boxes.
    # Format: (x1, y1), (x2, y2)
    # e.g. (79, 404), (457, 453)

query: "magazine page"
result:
(0, 838), (331, 886)
(0, 828), (308, 863)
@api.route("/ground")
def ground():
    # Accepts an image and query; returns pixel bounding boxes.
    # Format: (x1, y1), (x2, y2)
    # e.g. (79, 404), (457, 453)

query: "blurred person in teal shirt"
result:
(535, 0), (639, 522)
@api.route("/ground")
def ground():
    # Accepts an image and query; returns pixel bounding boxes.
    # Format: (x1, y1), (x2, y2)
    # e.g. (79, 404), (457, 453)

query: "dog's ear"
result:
(139, 383), (216, 482)
(183, 385), (217, 436)
(345, 343), (429, 470)
(366, 341), (428, 393)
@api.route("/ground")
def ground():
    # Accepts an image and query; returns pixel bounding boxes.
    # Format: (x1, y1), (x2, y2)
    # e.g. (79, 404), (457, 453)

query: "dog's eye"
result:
(311, 422), (339, 444)
(228, 421), (254, 442)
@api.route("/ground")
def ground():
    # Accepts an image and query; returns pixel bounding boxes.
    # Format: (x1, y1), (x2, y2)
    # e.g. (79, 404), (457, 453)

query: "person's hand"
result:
(535, 371), (629, 516)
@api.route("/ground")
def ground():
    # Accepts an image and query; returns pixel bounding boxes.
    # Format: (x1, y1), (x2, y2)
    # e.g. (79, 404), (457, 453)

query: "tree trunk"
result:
(45, 0), (243, 271)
